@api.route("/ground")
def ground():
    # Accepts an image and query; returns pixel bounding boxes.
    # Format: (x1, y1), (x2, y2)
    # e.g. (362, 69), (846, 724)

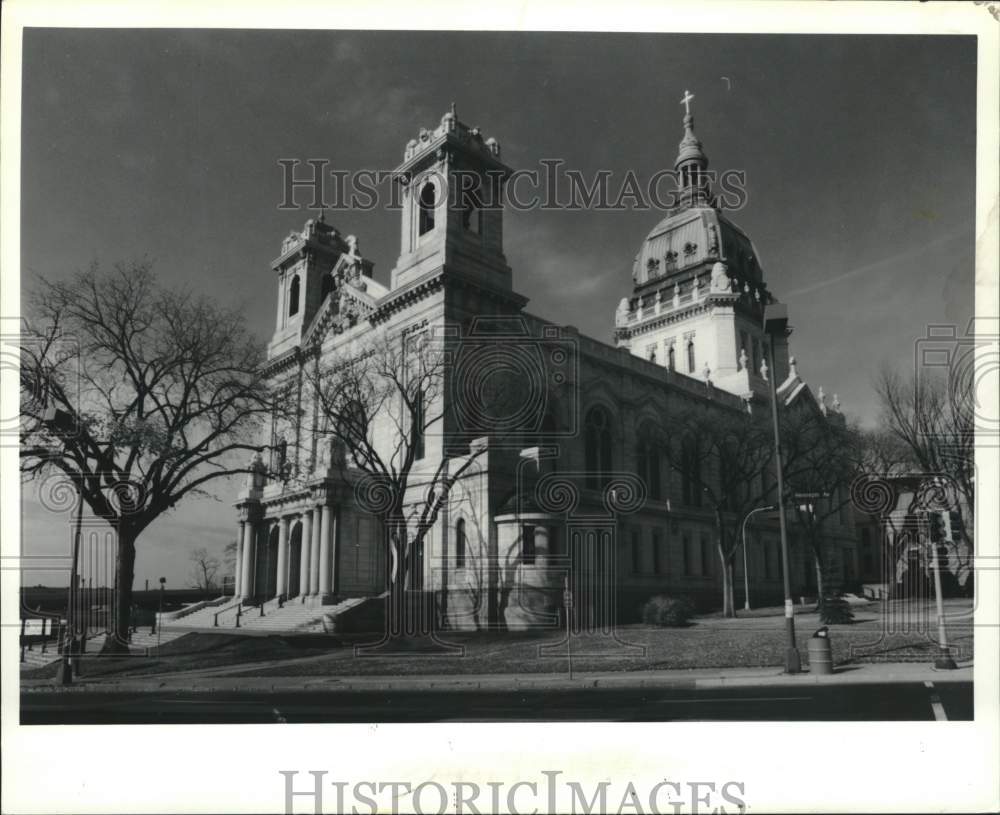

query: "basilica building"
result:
(228, 101), (869, 634)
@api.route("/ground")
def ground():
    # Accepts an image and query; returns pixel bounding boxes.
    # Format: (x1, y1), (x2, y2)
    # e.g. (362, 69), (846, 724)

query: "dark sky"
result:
(20, 30), (976, 586)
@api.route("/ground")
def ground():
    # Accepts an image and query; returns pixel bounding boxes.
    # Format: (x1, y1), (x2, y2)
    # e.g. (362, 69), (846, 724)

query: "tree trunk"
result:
(722, 557), (736, 618)
(102, 529), (135, 655)
(385, 518), (407, 638)
(715, 513), (735, 617)
(813, 551), (826, 607)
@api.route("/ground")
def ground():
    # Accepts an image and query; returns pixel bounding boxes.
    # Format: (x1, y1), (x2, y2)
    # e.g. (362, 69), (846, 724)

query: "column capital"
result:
(236, 502), (263, 524)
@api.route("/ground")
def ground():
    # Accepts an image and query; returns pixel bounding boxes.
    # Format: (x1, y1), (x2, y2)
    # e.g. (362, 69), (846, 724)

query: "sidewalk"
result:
(21, 660), (973, 696)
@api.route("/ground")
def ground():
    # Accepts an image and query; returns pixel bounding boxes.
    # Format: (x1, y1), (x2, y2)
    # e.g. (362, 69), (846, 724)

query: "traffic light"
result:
(947, 511), (964, 544)
(927, 511), (945, 544)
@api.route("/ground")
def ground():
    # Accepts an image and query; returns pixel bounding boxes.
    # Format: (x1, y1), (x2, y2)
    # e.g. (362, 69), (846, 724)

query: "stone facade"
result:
(231, 103), (869, 629)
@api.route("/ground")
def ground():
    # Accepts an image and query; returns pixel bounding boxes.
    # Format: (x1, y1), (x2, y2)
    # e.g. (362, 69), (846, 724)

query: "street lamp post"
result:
(157, 577), (166, 651)
(763, 304), (802, 674)
(741, 505), (775, 612)
(42, 407), (83, 687)
(58, 489), (84, 685)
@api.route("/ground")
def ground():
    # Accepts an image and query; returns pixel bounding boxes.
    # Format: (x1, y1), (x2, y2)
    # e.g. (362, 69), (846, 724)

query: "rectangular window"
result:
(651, 530), (662, 575)
(521, 525), (536, 565)
(701, 536), (712, 576)
(631, 528), (641, 574)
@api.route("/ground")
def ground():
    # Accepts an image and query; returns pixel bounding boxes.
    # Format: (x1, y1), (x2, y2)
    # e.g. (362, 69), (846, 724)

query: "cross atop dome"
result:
(680, 89), (695, 116)
(673, 89), (710, 209)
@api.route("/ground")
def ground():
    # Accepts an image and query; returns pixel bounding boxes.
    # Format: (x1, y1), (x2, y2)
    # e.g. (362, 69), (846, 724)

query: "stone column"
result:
(299, 510), (313, 601)
(235, 521), (245, 598)
(309, 506), (322, 596)
(276, 516), (290, 598)
(240, 519), (256, 599)
(319, 505), (335, 602)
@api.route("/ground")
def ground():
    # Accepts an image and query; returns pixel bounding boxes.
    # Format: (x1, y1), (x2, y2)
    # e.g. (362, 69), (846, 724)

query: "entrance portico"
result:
(234, 488), (339, 606)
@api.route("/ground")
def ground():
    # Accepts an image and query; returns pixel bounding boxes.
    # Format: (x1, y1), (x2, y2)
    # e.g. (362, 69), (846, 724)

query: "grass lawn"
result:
(22, 600), (973, 681)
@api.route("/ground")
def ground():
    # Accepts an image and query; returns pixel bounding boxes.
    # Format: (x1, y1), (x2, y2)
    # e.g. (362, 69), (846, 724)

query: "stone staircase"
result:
(157, 594), (381, 635)
(235, 598), (332, 633)
(162, 597), (243, 630)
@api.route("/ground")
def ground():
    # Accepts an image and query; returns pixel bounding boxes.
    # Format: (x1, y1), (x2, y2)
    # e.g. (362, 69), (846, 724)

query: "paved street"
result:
(21, 680), (971, 724)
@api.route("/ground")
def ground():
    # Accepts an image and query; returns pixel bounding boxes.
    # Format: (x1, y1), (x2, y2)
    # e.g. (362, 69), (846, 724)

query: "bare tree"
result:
(875, 365), (974, 548)
(660, 401), (775, 617)
(781, 408), (865, 603)
(188, 547), (221, 592)
(20, 263), (269, 652)
(303, 327), (524, 638)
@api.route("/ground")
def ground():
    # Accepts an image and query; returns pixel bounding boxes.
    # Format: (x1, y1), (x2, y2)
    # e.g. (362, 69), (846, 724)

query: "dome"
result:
(631, 207), (765, 289)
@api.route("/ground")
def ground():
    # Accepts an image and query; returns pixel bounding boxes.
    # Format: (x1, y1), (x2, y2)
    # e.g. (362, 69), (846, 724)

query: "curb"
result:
(21, 665), (973, 696)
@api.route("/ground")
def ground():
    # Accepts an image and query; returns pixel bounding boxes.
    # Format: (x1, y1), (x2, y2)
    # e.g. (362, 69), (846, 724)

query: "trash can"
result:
(808, 631), (833, 675)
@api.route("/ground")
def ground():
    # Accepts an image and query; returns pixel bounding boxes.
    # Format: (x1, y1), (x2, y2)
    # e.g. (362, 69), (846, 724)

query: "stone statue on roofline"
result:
(710, 261), (729, 293)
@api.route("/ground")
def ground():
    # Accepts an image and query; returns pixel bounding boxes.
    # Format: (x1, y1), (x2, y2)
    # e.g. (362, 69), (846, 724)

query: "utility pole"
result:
(763, 304), (801, 674)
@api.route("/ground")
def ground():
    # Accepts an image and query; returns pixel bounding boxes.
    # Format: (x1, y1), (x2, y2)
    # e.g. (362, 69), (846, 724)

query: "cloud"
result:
(783, 228), (968, 300)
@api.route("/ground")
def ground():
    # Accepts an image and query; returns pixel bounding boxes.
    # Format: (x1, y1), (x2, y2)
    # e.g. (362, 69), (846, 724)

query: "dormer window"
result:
(646, 258), (660, 276)
(683, 241), (697, 256)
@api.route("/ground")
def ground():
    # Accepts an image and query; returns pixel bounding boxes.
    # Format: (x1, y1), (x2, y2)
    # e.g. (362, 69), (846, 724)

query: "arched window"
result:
(288, 275), (300, 317)
(636, 425), (662, 501)
(667, 344), (676, 371)
(686, 339), (696, 373)
(681, 436), (702, 507)
(274, 438), (288, 478)
(418, 181), (436, 235)
(412, 387), (425, 460)
(455, 518), (466, 569)
(584, 406), (612, 489)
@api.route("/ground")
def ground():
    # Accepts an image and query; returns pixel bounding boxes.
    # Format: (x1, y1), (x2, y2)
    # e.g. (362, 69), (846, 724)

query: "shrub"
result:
(641, 595), (695, 627)
(817, 592), (854, 625)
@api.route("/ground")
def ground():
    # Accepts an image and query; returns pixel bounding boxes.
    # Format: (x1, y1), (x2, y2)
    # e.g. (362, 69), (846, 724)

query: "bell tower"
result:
(390, 105), (514, 292)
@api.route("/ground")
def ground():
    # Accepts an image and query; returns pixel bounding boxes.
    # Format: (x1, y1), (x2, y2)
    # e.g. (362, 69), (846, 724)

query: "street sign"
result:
(793, 492), (829, 499)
